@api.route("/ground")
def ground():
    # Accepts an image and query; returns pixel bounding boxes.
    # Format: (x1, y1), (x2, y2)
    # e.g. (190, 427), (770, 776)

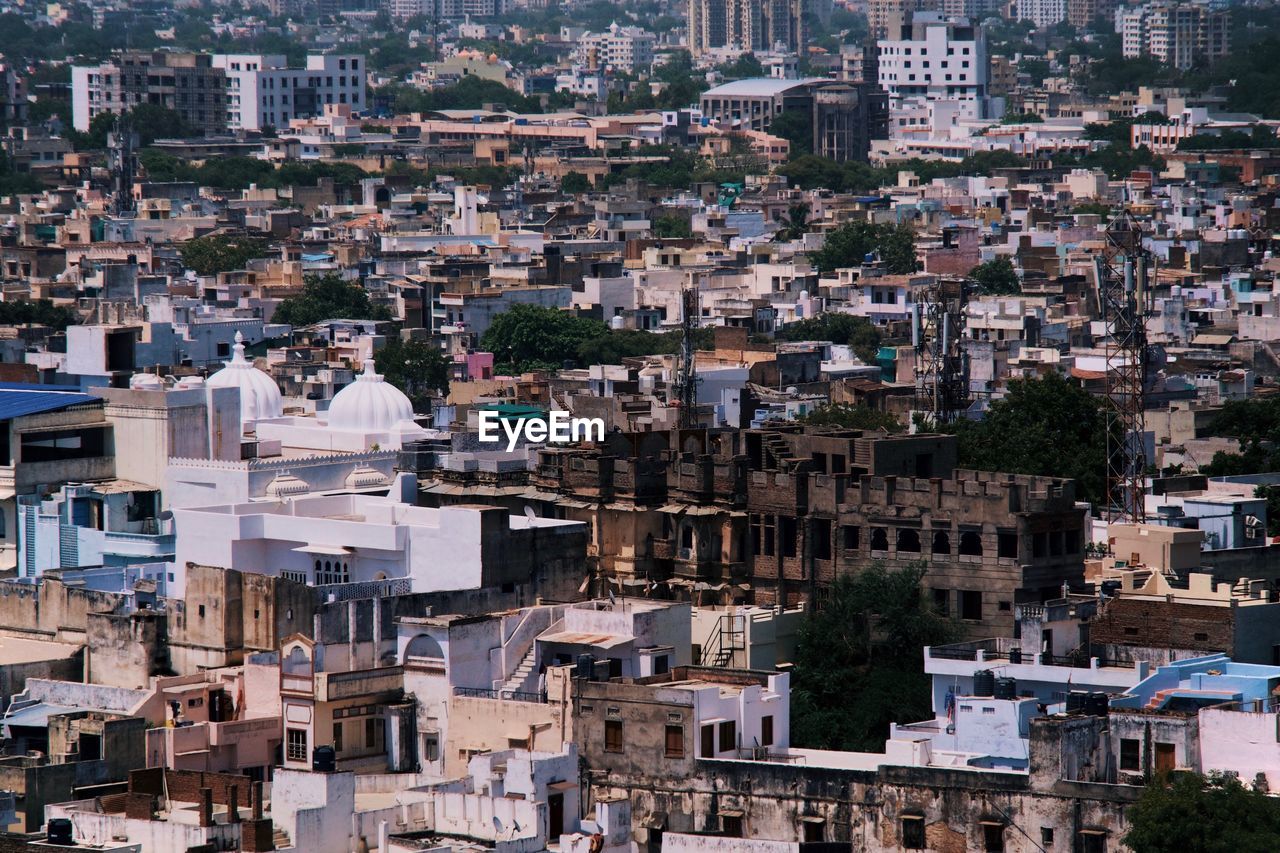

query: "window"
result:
(718, 720), (736, 753)
(871, 528), (889, 551)
(842, 526), (860, 550)
(721, 815), (743, 837)
(424, 733), (439, 762)
(761, 715), (774, 747)
(1194, 632), (1209, 642)
(897, 528), (921, 553)
(665, 725), (684, 758)
(959, 531), (983, 556)
(960, 591), (982, 621)
(1120, 738), (1140, 771)
(286, 728), (307, 762)
(1079, 830), (1106, 853)
(654, 655), (670, 675)
(333, 721), (343, 752)
(982, 822), (1005, 852)
(700, 724), (715, 757)
(902, 816), (926, 849)
(198, 605), (206, 618)
(604, 720), (623, 753)
(932, 530), (950, 554)
(1041, 826), (1055, 846)
(1154, 741), (1175, 773)
(365, 717), (377, 749)
(811, 518), (831, 560)
(997, 531), (1018, 559)
(933, 588), (950, 615)
(780, 517), (797, 558)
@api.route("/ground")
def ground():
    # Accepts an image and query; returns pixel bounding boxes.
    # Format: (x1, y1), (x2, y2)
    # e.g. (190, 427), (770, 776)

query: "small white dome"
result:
(207, 331), (284, 429)
(327, 360), (415, 432)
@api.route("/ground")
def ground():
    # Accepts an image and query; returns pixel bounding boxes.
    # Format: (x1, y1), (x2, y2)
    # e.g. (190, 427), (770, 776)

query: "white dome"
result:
(327, 360), (415, 432)
(207, 332), (284, 429)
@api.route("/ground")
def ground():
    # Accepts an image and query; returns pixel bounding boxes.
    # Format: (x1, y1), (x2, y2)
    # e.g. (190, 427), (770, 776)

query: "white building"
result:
(211, 53), (366, 131)
(574, 24), (657, 74)
(1015, 0), (1066, 27)
(1117, 3), (1230, 70)
(877, 14), (997, 123)
(170, 488), (585, 598)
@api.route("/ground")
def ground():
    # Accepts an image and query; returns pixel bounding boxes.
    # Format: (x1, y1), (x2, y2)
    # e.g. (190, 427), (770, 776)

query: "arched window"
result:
(932, 531), (951, 555)
(897, 529), (921, 553)
(870, 528), (889, 551)
(314, 559), (321, 572)
(959, 531), (983, 557)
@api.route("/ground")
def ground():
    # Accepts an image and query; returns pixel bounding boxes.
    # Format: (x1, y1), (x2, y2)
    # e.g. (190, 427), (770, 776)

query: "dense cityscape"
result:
(0, 0), (1278, 849)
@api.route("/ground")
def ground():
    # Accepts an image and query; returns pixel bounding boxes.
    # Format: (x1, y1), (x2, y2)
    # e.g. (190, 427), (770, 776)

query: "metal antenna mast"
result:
(1095, 211), (1153, 524)
(107, 113), (138, 218)
(675, 286), (700, 428)
(913, 278), (970, 426)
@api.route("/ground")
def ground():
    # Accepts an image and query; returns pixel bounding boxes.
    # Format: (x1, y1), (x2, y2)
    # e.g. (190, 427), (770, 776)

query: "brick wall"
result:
(164, 769), (252, 808)
(241, 818), (275, 852)
(1090, 599), (1233, 653)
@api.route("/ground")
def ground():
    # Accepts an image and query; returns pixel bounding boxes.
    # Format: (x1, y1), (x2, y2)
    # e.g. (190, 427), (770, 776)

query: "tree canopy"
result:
(797, 403), (903, 433)
(969, 257), (1021, 295)
(775, 311), (882, 363)
(481, 304), (610, 373)
(810, 221), (917, 275)
(1124, 773), (1280, 853)
(0, 299), (78, 330)
(390, 76), (544, 114)
(179, 235), (271, 277)
(947, 373), (1111, 507)
(374, 337), (450, 410)
(273, 274), (393, 328)
(790, 564), (957, 752)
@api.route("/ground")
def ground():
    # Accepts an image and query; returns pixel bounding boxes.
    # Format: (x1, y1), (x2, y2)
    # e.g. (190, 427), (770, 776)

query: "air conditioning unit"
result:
(1245, 515), (1263, 539)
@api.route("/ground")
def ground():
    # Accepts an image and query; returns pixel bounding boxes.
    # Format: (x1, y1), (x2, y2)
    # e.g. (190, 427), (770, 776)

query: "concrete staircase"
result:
(272, 825), (292, 850)
(500, 644), (539, 694)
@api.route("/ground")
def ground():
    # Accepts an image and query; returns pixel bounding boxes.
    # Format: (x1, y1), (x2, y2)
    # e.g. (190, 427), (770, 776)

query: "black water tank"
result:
(576, 653), (596, 680)
(1008, 646), (1022, 664)
(313, 745), (336, 772)
(1085, 693), (1110, 717)
(1066, 691), (1087, 713)
(973, 669), (996, 697)
(47, 818), (74, 846)
(994, 677), (1018, 700)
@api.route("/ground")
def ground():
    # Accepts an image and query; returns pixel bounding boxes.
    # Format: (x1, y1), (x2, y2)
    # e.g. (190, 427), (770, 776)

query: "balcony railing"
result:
(453, 686), (545, 704)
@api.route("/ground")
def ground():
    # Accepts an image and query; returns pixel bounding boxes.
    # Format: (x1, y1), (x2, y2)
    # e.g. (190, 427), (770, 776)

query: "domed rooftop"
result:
(207, 331), (284, 429)
(327, 359), (415, 432)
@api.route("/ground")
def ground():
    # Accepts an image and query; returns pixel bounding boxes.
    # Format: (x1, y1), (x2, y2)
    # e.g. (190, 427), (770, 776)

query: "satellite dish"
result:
(607, 589), (617, 607)
(578, 574), (592, 594)
(524, 506), (537, 521)
(492, 816), (503, 833)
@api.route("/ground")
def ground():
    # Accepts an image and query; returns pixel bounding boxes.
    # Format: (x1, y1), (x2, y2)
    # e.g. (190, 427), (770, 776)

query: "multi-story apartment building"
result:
(71, 52), (227, 134)
(868, 0), (941, 39)
(211, 54), (366, 132)
(1016, 0), (1066, 28)
(0, 62), (27, 129)
(574, 24), (657, 74)
(689, 0), (810, 56)
(877, 14), (990, 107)
(1118, 3), (1230, 70)
(1066, 0), (1116, 27)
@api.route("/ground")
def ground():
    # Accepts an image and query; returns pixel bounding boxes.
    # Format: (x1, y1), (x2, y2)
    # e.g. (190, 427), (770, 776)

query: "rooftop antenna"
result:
(913, 278), (970, 426)
(107, 113), (138, 218)
(674, 286), (700, 428)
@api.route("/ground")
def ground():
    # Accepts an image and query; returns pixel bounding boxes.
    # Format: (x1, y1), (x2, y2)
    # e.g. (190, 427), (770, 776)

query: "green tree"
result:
(374, 337), (450, 409)
(969, 257), (1020, 295)
(790, 564), (957, 752)
(273, 274), (393, 327)
(811, 221), (917, 274)
(1255, 485), (1280, 536)
(798, 403), (903, 433)
(769, 109), (813, 159)
(480, 303), (609, 373)
(776, 312), (882, 363)
(653, 215), (693, 239)
(947, 373), (1111, 507)
(1124, 773), (1280, 853)
(775, 203), (810, 241)
(560, 171), (591, 193)
(0, 299), (78, 330)
(576, 329), (683, 365)
(179, 235), (271, 277)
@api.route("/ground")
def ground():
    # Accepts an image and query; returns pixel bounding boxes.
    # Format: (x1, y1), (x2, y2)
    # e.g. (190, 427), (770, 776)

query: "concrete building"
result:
(18, 481), (172, 576)
(574, 24), (657, 75)
(211, 54), (366, 132)
(688, 0), (811, 56)
(71, 51), (227, 134)
(1118, 3), (1231, 71)
(877, 14), (996, 121)
(170, 487), (587, 598)
(1016, 0), (1066, 28)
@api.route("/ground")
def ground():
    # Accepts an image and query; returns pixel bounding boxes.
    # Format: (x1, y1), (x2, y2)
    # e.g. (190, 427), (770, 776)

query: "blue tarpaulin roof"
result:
(0, 384), (97, 421)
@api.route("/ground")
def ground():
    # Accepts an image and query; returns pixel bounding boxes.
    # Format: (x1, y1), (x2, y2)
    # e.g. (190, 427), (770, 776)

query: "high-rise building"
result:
(1066, 0), (1117, 28)
(867, 0), (941, 40)
(574, 24), (657, 74)
(1118, 3), (1230, 71)
(211, 54), (366, 132)
(942, 0), (1003, 21)
(688, 0), (810, 56)
(877, 14), (991, 111)
(1015, 0), (1066, 28)
(71, 52), (227, 135)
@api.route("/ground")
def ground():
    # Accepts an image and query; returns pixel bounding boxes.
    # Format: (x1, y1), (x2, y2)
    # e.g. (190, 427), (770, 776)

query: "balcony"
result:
(315, 665), (404, 702)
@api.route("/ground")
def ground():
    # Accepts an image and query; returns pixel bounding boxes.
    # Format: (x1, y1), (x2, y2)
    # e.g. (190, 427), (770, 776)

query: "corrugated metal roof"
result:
(0, 384), (98, 421)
